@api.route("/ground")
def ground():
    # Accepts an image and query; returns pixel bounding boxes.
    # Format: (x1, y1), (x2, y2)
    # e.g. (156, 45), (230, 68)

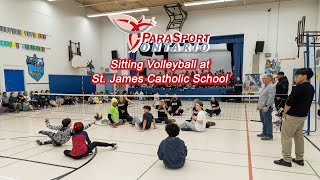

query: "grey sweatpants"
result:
(132, 117), (142, 128)
(179, 121), (197, 131)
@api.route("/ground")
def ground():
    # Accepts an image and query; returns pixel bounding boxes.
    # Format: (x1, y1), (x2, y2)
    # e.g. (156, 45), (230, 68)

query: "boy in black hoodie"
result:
(157, 123), (187, 169)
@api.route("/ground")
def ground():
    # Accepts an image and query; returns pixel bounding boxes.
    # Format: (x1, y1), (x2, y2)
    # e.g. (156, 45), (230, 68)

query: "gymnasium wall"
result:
(100, 0), (319, 92)
(0, 0), (103, 92)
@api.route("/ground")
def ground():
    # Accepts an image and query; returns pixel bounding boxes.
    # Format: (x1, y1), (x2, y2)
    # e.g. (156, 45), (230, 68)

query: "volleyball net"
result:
(16, 93), (317, 132)
(30, 93), (265, 121)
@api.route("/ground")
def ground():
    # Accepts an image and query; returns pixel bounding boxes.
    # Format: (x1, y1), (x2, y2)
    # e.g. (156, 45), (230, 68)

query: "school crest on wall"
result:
(26, 54), (44, 82)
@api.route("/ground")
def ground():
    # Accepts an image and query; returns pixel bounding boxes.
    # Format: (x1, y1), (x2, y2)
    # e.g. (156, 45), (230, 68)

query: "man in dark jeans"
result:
(257, 75), (276, 140)
(274, 68), (314, 167)
(274, 72), (289, 116)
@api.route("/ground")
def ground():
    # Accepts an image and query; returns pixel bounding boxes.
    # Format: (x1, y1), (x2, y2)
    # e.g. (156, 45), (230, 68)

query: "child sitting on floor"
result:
(36, 118), (93, 146)
(103, 98), (124, 128)
(131, 105), (157, 132)
(158, 123), (187, 169)
(179, 101), (207, 132)
(205, 97), (221, 117)
(64, 122), (117, 159)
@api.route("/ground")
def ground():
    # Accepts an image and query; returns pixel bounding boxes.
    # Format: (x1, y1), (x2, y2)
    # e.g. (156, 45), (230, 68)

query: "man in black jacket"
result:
(274, 68), (314, 167)
(274, 72), (289, 116)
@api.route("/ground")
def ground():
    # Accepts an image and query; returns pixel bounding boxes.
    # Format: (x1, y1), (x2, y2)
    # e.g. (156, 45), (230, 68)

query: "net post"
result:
(306, 32), (311, 135)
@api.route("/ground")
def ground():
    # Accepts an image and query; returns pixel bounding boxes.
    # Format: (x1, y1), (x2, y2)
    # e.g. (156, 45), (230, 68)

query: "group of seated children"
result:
(35, 98), (219, 169)
(1, 90), (53, 113)
(35, 115), (185, 169)
(36, 118), (117, 159)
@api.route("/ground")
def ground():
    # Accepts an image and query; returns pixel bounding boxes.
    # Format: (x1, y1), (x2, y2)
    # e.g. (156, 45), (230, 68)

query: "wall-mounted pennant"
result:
(26, 54), (44, 82)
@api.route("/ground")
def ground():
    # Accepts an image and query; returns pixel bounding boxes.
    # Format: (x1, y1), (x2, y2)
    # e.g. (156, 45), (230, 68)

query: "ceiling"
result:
(76, 0), (292, 15)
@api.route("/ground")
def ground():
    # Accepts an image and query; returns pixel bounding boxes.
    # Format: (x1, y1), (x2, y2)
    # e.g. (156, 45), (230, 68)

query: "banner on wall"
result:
(243, 74), (262, 93)
(0, 40), (47, 52)
(265, 59), (281, 75)
(26, 54), (44, 82)
(86, 60), (95, 75)
(0, 25), (47, 39)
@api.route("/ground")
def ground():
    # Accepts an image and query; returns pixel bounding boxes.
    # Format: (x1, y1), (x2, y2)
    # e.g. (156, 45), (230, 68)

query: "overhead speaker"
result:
(163, 52), (168, 59)
(255, 41), (264, 54)
(112, 50), (118, 59)
(227, 43), (233, 52)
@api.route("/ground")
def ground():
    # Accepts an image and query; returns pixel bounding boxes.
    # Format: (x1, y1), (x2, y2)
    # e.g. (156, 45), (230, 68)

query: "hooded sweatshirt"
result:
(157, 137), (187, 169)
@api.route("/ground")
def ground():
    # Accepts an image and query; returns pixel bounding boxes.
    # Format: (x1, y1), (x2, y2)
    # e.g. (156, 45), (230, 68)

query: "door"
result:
(4, 69), (25, 92)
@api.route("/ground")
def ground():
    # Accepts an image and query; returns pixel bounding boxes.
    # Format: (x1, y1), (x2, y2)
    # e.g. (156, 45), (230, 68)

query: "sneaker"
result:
(112, 143), (117, 150)
(292, 159), (304, 166)
(36, 140), (43, 145)
(181, 128), (192, 131)
(261, 136), (273, 140)
(274, 159), (292, 167)
(257, 133), (265, 137)
(207, 122), (216, 126)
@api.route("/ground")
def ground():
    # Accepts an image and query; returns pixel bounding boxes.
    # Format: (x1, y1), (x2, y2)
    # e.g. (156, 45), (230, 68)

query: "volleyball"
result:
(94, 112), (103, 121)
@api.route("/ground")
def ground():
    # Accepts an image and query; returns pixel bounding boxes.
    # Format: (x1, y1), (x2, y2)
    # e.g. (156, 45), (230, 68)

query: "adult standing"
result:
(274, 68), (314, 167)
(257, 74), (276, 140)
(275, 72), (289, 116)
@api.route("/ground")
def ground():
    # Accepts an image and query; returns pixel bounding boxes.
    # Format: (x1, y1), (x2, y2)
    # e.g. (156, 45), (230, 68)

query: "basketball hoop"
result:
(71, 55), (87, 69)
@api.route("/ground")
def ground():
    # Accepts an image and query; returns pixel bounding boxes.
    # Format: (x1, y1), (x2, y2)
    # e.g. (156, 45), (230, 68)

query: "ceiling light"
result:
(184, 0), (236, 7)
(87, 8), (149, 18)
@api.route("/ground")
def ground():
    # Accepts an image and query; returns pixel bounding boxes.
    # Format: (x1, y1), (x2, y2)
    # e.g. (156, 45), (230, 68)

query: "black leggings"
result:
(205, 109), (221, 116)
(64, 141), (113, 160)
(120, 114), (133, 122)
(169, 109), (184, 116)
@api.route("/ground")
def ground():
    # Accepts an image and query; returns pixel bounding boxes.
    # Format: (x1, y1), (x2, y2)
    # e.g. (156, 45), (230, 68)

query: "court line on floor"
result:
(245, 104), (254, 180)
(306, 160), (320, 179)
(137, 159), (159, 179)
(87, 137), (286, 159)
(113, 150), (317, 177)
(304, 135), (320, 152)
(0, 141), (34, 153)
(207, 127), (281, 134)
(0, 147), (57, 168)
(51, 148), (98, 180)
(0, 136), (44, 141)
(0, 155), (76, 170)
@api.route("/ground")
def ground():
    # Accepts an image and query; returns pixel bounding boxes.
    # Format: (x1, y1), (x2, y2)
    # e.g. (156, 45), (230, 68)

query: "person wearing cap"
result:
(274, 72), (289, 117)
(64, 122), (117, 159)
(36, 118), (93, 146)
(257, 74), (276, 140)
(274, 68), (314, 167)
(106, 98), (123, 128)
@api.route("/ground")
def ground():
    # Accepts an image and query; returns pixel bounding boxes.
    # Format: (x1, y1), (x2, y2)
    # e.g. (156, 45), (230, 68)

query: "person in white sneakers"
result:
(179, 101), (207, 132)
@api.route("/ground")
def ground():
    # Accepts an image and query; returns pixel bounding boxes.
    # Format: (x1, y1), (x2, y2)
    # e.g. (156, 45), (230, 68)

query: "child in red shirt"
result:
(64, 122), (117, 159)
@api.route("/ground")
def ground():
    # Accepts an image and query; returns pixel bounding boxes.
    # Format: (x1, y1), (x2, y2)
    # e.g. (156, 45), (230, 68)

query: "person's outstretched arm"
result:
(45, 118), (62, 130)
